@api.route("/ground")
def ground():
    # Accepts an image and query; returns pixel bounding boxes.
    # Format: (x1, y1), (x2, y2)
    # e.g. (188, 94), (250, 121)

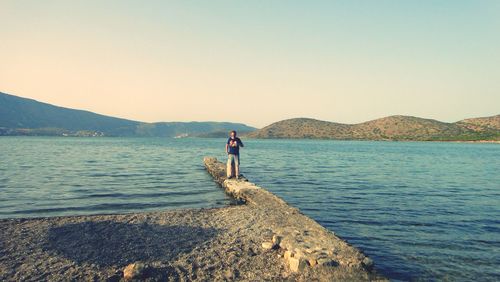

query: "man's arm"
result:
(239, 138), (244, 147)
(225, 143), (229, 153)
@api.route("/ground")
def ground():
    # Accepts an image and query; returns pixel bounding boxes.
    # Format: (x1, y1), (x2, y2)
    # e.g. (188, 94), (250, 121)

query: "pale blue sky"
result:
(1, 0), (499, 127)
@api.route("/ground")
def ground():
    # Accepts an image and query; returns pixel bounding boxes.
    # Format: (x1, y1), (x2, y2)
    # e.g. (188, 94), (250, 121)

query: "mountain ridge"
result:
(0, 92), (256, 137)
(245, 115), (500, 141)
(2, 91), (498, 141)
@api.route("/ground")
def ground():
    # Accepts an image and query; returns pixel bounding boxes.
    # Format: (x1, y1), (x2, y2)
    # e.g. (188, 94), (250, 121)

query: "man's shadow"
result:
(44, 220), (218, 266)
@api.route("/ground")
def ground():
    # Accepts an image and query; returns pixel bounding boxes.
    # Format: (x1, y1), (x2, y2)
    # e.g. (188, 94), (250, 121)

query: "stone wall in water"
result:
(203, 157), (380, 275)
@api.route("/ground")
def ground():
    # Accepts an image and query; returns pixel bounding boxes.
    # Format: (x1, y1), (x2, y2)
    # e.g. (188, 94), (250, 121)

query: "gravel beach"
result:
(0, 205), (383, 281)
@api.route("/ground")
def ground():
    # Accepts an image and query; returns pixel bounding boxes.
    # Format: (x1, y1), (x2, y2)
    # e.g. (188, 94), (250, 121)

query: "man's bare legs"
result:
(227, 154), (240, 179)
(235, 164), (240, 179)
(234, 154), (240, 179)
(227, 156), (234, 178)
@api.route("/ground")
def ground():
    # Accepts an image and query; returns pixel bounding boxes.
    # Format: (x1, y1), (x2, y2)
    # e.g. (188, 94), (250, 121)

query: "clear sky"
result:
(1, 1), (499, 128)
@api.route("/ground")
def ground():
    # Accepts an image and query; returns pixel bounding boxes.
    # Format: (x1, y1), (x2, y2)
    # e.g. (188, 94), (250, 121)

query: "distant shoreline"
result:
(445, 140), (500, 144)
(1, 134), (499, 144)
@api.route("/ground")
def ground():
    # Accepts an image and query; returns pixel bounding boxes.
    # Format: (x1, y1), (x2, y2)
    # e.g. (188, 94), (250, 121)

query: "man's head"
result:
(230, 130), (237, 138)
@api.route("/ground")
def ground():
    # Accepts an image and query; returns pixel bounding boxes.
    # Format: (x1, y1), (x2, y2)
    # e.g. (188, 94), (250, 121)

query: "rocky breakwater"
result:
(204, 157), (381, 277)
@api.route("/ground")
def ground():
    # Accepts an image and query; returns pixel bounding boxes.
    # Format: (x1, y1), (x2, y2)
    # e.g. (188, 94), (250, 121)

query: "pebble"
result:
(261, 241), (274, 250)
(224, 269), (235, 279)
(317, 258), (337, 267)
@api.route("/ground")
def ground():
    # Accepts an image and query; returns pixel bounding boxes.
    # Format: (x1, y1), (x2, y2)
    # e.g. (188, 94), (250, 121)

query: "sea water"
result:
(1, 137), (499, 281)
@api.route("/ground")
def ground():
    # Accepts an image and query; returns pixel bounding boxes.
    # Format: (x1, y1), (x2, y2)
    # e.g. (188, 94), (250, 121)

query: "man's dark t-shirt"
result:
(227, 137), (243, 155)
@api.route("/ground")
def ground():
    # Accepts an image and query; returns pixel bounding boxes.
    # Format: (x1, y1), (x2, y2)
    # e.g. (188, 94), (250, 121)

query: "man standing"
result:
(226, 130), (244, 179)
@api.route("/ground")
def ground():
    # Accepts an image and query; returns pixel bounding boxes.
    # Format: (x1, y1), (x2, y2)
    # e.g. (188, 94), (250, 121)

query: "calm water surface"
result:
(0, 137), (232, 216)
(1, 137), (499, 281)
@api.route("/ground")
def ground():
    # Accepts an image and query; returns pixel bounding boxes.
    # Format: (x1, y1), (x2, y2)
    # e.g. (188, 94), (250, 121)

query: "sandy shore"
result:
(0, 158), (386, 281)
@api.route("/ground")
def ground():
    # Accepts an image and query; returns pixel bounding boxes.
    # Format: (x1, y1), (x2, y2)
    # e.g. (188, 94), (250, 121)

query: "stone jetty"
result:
(204, 157), (383, 277)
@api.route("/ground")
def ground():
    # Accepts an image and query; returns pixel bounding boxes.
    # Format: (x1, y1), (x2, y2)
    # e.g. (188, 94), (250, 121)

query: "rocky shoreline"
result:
(0, 158), (386, 281)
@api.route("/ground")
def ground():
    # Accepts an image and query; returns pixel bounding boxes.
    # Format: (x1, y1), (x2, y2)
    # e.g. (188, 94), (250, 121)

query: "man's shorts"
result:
(227, 154), (240, 166)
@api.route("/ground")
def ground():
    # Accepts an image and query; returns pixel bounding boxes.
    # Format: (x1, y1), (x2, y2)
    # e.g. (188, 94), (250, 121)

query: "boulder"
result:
(362, 257), (374, 269)
(123, 262), (148, 280)
(288, 256), (309, 272)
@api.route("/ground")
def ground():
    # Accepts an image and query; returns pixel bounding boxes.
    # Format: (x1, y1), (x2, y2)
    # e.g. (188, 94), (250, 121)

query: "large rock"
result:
(287, 256), (309, 272)
(123, 262), (148, 280)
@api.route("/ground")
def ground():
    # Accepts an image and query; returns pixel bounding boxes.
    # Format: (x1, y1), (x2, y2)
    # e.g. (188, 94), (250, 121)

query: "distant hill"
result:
(245, 115), (500, 141)
(456, 115), (500, 131)
(0, 92), (256, 137)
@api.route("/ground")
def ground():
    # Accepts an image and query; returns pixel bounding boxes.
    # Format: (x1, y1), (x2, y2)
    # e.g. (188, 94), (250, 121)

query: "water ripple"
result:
(1, 137), (499, 281)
